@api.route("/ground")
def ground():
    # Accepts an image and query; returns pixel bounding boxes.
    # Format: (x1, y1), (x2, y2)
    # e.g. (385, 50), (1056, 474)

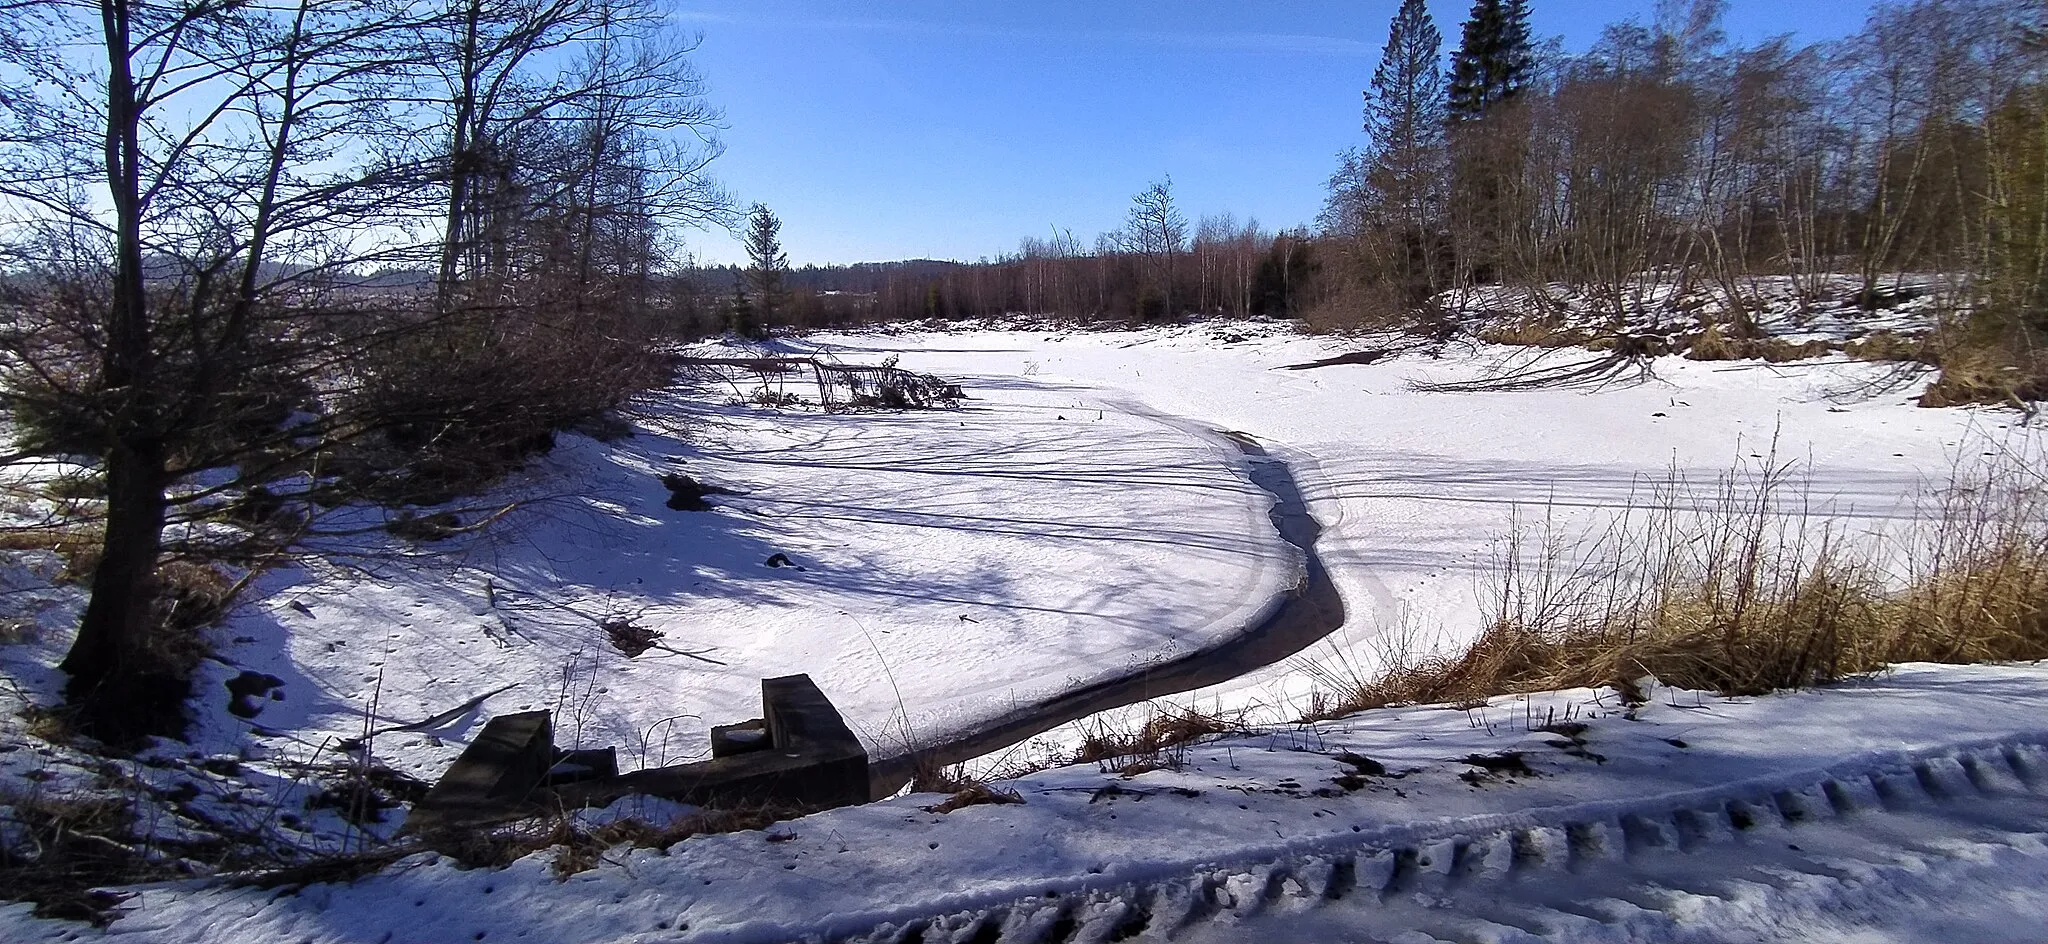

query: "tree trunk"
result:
(437, 0), (483, 309)
(60, 0), (184, 743)
(62, 439), (175, 740)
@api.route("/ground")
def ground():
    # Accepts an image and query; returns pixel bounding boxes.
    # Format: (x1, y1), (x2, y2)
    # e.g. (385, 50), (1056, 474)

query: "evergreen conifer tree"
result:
(1322, 0), (1452, 301)
(1366, 0), (1447, 211)
(1448, 0), (1535, 121)
(1367, 0), (1446, 161)
(742, 203), (789, 330)
(727, 273), (758, 338)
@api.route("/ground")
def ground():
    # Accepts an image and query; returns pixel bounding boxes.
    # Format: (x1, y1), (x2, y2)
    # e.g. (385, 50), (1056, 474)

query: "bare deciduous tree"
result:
(1123, 178), (1188, 319)
(0, 0), (727, 740)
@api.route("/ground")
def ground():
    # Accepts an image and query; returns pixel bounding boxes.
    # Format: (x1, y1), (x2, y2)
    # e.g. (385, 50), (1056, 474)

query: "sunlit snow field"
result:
(5, 319), (2047, 943)
(204, 325), (2048, 774)
(3, 320), (2030, 796)
(793, 323), (2029, 740)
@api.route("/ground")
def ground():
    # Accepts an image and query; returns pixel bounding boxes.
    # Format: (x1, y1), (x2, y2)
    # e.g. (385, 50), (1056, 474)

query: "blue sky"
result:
(674, 1), (1874, 266)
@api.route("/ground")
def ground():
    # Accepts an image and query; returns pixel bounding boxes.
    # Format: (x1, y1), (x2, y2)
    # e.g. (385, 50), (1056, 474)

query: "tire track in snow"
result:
(832, 737), (2048, 943)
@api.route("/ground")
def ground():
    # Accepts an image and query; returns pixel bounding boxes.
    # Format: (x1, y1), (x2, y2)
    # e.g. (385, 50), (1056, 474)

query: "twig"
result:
(645, 642), (727, 665)
(337, 683), (518, 747)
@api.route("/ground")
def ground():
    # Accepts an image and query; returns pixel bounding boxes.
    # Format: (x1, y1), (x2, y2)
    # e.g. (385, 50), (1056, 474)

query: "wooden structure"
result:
(408, 674), (868, 833)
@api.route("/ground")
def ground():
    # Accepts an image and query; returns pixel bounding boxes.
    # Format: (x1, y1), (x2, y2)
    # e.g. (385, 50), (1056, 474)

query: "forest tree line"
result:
(729, 0), (2047, 407)
(1320, 0), (2046, 341)
(681, 199), (1319, 329)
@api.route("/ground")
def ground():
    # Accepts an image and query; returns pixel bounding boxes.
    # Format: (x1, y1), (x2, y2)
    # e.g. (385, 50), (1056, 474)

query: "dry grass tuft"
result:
(921, 782), (1024, 814)
(0, 790), (155, 926)
(154, 560), (231, 629)
(1684, 323), (1833, 363)
(1759, 338), (1835, 363)
(145, 560), (233, 678)
(21, 703), (77, 744)
(0, 526), (105, 582)
(1477, 318), (1594, 349)
(39, 473), (105, 503)
(241, 799), (817, 889)
(1917, 331), (2048, 408)
(600, 618), (663, 658)
(1071, 705), (1248, 773)
(907, 758), (979, 795)
(1304, 441), (2048, 718)
(1845, 329), (1938, 365)
(383, 510), (464, 543)
(545, 803), (811, 878)
(1301, 285), (1455, 339)
(233, 848), (414, 892)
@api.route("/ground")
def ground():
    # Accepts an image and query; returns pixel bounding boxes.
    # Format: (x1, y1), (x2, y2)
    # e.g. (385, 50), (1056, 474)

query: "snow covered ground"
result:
(207, 320), (2035, 779)
(3, 316), (2043, 940)
(6, 662), (2046, 942)
(199, 362), (1297, 774)
(784, 321), (2028, 749)
(2, 344), (1297, 815)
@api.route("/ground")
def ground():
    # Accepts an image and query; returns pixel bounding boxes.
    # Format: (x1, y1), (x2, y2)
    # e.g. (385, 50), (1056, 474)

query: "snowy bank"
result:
(5, 662), (2046, 942)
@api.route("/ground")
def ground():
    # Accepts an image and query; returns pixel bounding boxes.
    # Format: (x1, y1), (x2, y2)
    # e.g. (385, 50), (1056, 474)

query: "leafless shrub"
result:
(749, 387), (804, 408)
(339, 317), (671, 504)
(1413, 344), (1662, 393)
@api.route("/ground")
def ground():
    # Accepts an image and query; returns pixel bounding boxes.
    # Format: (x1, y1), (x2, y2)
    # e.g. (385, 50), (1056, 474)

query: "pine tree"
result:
(742, 202), (789, 330)
(1365, 0), (1446, 217)
(1503, 0), (1534, 81)
(727, 273), (758, 338)
(1321, 0), (1449, 300)
(1448, 0), (1535, 122)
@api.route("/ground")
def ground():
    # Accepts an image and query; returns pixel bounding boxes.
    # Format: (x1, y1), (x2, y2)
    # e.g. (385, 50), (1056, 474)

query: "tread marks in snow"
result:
(831, 737), (2048, 943)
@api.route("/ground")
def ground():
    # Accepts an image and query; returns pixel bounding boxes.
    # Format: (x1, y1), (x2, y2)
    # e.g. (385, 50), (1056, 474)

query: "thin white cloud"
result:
(665, 9), (1372, 58)
(666, 10), (739, 25)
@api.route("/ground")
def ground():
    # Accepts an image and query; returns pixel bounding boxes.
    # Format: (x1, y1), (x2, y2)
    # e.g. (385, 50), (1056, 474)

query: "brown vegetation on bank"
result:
(1304, 443), (2048, 717)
